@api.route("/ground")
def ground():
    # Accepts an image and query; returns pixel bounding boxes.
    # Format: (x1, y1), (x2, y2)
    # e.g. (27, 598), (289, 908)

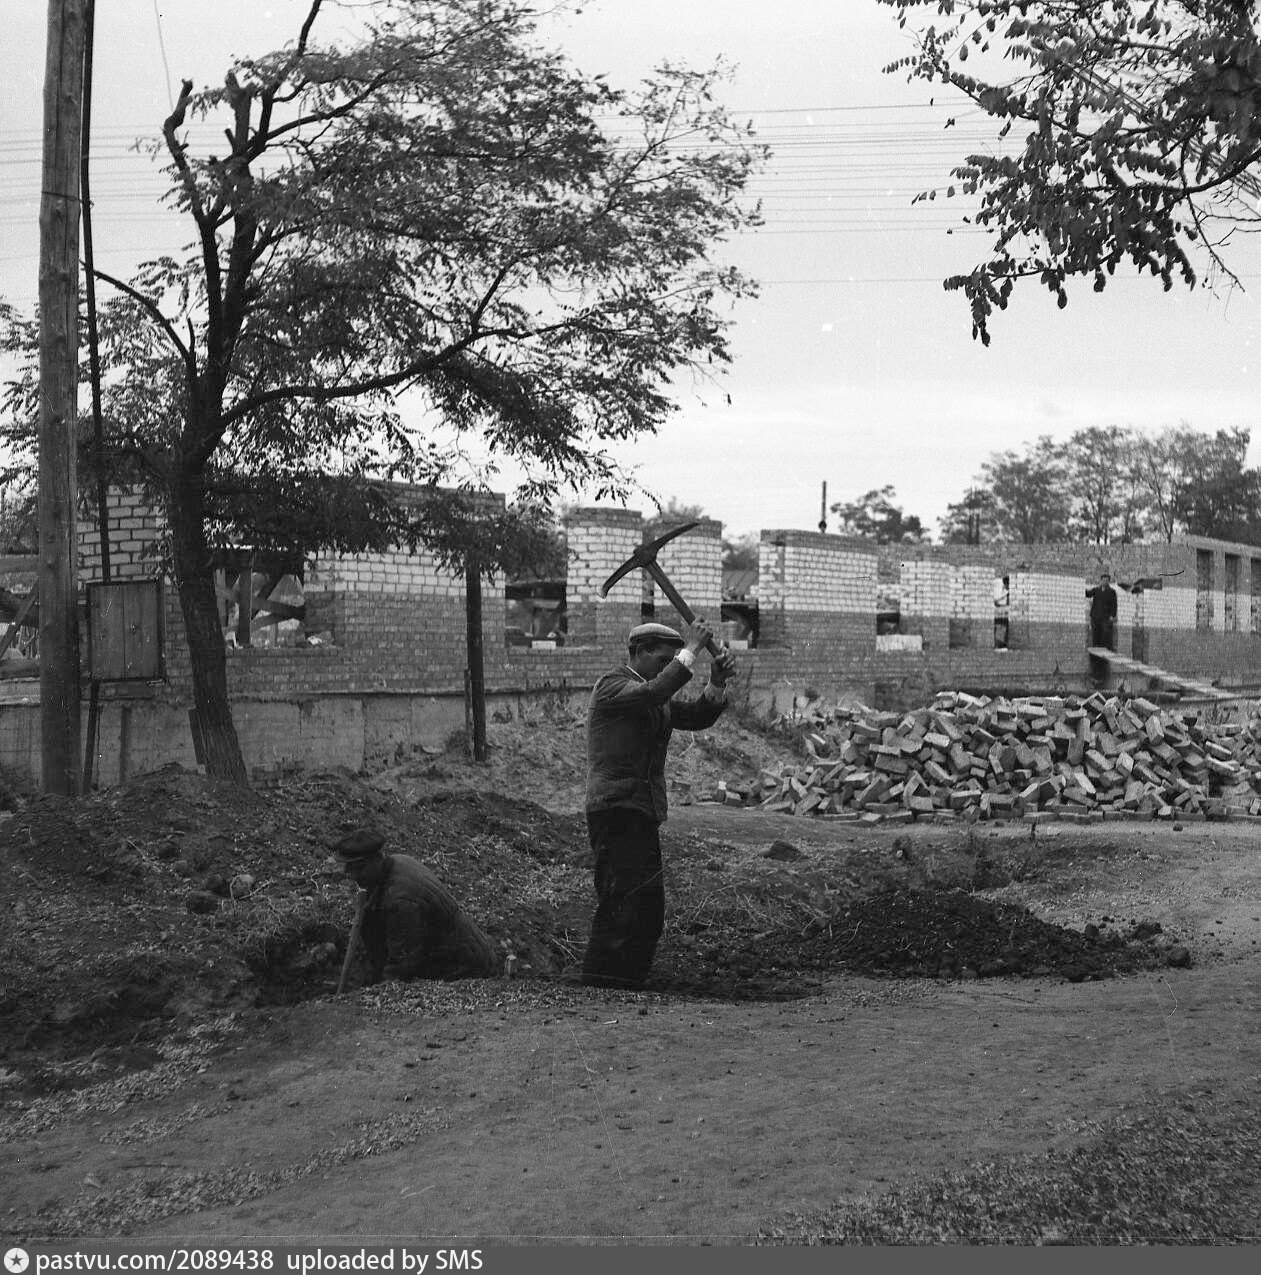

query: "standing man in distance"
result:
(581, 618), (737, 990)
(1086, 571), (1119, 649)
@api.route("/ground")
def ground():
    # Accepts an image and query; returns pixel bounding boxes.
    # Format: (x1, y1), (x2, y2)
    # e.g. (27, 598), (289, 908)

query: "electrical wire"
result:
(151, 0), (176, 112)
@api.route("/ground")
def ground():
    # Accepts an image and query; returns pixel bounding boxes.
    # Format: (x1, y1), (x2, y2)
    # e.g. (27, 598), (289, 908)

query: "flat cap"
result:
(628, 621), (685, 647)
(333, 828), (386, 860)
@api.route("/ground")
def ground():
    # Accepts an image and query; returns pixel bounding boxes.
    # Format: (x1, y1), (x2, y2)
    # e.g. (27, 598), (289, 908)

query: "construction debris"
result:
(739, 691), (1261, 823)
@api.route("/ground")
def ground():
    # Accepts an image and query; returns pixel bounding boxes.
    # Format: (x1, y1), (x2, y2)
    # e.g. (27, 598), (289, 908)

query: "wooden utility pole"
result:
(38, 0), (87, 795)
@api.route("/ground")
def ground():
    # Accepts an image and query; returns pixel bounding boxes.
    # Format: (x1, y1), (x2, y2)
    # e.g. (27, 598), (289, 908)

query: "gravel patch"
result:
(760, 1082), (1261, 1245)
(12, 1107), (450, 1241)
(0, 1016), (244, 1141)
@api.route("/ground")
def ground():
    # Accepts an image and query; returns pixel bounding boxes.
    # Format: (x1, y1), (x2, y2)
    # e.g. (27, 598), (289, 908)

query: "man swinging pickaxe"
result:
(580, 520), (736, 991)
(599, 520), (725, 655)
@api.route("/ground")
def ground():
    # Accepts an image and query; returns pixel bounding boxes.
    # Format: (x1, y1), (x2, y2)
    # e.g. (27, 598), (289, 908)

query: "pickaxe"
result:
(600, 521), (723, 656)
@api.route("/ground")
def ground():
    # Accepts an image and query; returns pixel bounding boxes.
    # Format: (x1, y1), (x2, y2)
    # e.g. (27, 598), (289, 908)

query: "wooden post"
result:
(236, 552), (253, 647)
(38, 0), (87, 796)
(465, 559), (487, 762)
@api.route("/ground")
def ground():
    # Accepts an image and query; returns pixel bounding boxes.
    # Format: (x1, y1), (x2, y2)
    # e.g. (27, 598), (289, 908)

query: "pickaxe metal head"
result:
(600, 520), (722, 656)
(599, 521), (698, 597)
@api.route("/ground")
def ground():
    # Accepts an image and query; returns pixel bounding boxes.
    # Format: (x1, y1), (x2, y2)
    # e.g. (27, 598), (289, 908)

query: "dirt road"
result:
(5, 808), (1260, 1244)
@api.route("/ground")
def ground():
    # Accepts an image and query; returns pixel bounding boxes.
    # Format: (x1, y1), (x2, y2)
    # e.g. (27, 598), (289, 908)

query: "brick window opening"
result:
(505, 578), (568, 648)
(0, 558), (39, 665)
(720, 601), (757, 650)
(218, 549), (312, 649)
(1195, 549), (1213, 632)
(1224, 553), (1240, 632)
(993, 575), (1010, 649)
(876, 587), (900, 637)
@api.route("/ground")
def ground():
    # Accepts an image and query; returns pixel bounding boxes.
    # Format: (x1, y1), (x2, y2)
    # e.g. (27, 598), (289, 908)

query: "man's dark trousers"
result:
(1091, 618), (1115, 649)
(581, 808), (664, 989)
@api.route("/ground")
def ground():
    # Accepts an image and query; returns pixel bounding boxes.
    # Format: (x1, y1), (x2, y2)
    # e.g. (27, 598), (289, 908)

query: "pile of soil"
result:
(641, 844), (1185, 1000)
(0, 712), (1195, 1088)
(0, 764), (592, 1063)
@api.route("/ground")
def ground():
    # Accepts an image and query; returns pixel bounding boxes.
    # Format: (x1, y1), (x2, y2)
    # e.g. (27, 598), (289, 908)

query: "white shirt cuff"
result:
(674, 648), (697, 670)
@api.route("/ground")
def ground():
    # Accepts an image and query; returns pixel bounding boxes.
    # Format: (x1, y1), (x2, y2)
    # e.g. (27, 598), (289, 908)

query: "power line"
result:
(151, 0), (175, 112)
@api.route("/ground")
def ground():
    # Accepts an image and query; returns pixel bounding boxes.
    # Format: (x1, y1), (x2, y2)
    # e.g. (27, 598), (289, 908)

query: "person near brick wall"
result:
(334, 829), (499, 983)
(1086, 572), (1118, 649)
(580, 618), (737, 989)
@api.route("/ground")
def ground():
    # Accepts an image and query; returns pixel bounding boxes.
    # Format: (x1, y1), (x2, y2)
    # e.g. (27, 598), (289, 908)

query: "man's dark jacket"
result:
(361, 853), (499, 982)
(585, 658), (725, 824)
(1087, 584), (1117, 623)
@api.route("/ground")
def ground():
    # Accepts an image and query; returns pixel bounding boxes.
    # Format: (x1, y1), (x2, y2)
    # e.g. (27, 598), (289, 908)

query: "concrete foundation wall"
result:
(2, 688), (594, 788)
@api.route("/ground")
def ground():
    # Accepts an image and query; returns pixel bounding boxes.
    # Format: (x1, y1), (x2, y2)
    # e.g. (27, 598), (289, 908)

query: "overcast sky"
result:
(2, 0), (1258, 540)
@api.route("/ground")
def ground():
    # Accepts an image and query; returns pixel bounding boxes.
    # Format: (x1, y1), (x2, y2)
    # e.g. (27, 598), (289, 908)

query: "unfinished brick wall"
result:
(564, 507), (644, 648)
(307, 547), (466, 598)
(951, 564), (995, 650)
(303, 541), (504, 692)
(78, 486), (165, 582)
(1181, 536), (1261, 639)
(648, 517), (723, 630)
(71, 483), (517, 705)
(898, 560), (952, 650)
(1006, 569), (1088, 654)
(758, 531), (876, 649)
(71, 486), (1261, 704)
(876, 538), (1261, 683)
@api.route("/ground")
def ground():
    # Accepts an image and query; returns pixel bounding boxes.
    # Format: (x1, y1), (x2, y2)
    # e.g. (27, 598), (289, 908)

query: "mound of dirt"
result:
(638, 876), (1182, 1002)
(0, 760), (594, 1072)
(0, 711), (1196, 1088)
(803, 887), (1177, 980)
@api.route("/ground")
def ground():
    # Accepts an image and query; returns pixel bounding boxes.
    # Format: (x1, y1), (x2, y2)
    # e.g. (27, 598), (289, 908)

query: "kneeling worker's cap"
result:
(628, 621), (685, 647)
(334, 829), (386, 860)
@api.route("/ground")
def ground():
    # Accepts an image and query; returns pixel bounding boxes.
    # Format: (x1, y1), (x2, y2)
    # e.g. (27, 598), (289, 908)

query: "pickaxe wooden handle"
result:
(643, 560), (723, 657)
(337, 889), (369, 994)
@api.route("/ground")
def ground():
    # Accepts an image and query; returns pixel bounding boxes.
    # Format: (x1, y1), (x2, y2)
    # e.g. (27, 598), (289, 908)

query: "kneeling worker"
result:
(334, 829), (500, 983)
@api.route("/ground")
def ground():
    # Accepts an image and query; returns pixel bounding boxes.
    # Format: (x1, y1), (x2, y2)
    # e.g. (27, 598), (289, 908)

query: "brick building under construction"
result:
(1, 488), (1259, 786)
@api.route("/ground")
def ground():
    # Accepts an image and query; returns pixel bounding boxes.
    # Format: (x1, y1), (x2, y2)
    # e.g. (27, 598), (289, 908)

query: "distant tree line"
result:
(527, 424), (1259, 571)
(939, 426), (1260, 546)
(822, 426), (1259, 549)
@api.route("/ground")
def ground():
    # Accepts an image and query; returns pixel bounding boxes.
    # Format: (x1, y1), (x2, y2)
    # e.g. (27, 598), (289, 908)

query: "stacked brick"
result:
(745, 690), (1259, 824)
(77, 486), (166, 582)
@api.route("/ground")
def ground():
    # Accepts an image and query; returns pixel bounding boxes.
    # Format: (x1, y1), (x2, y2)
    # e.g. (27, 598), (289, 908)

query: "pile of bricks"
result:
(739, 691), (1261, 824)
